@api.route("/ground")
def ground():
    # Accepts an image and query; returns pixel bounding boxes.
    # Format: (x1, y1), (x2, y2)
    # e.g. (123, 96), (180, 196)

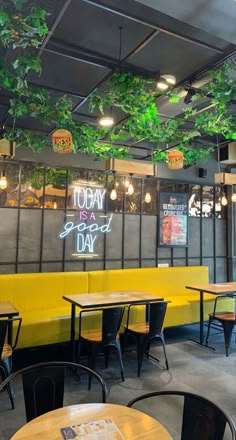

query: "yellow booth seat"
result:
(0, 272), (88, 348)
(88, 267), (234, 328)
(0, 267), (234, 349)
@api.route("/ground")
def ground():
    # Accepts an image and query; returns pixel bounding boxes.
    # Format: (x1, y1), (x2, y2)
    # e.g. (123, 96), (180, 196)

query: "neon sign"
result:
(59, 185), (112, 256)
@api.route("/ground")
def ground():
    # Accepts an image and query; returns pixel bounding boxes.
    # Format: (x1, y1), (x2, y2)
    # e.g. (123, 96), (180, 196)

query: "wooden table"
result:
(63, 290), (163, 359)
(0, 301), (19, 345)
(11, 403), (173, 440)
(185, 282), (236, 347)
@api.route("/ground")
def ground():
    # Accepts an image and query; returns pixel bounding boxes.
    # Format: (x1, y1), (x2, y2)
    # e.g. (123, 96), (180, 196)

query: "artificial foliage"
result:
(0, 0), (236, 166)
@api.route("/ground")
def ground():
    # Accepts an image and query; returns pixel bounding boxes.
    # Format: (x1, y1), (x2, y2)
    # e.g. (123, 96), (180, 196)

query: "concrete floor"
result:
(0, 325), (235, 439)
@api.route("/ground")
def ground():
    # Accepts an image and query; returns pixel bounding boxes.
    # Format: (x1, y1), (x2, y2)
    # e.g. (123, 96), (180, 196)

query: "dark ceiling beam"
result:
(45, 39), (159, 78)
(38, 0), (73, 55)
(81, 0), (224, 54)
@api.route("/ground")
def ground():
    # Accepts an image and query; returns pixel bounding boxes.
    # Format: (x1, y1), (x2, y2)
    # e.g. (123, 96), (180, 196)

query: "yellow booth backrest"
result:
(88, 266), (209, 297)
(0, 272), (88, 312)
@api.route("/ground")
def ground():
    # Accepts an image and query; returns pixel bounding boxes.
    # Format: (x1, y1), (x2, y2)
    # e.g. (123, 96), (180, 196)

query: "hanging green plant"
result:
(0, 0), (235, 165)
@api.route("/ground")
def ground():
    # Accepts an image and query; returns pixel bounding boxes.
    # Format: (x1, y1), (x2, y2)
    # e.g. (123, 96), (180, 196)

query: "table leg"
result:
(70, 304), (76, 362)
(7, 316), (13, 346)
(189, 290), (214, 350)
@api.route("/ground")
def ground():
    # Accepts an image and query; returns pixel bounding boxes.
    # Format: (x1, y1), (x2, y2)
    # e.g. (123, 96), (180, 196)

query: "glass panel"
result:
(215, 219), (226, 256)
(202, 186), (214, 217)
(105, 214), (122, 259)
(0, 208), (17, 262)
(43, 210), (64, 261)
(215, 186), (225, 219)
(141, 216), (157, 258)
(215, 258), (227, 282)
(124, 214), (140, 258)
(18, 209), (42, 262)
(125, 177), (141, 213)
(44, 168), (67, 209)
(67, 170), (87, 209)
(188, 217), (200, 257)
(0, 162), (19, 208)
(202, 218), (214, 257)
(142, 178), (157, 214)
(20, 164), (44, 208)
(188, 185), (201, 217)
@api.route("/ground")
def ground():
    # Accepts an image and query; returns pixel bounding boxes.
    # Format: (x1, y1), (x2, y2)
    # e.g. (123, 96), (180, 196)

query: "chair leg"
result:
(122, 329), (128, 354)
(104, 346), (110, 368)
(115, 340), (125, 382)
(136, 336), (147, 377)
(1, 359), (14, 409)
(222, 321), (235, 357)
(159, 333), (169, 370)
(205, 316), (213, 346)
(88, 343), (97, 390)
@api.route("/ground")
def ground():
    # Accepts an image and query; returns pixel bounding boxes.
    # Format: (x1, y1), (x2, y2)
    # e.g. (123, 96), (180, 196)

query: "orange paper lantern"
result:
(167, 150), (184, 170)
(52, 129), (72, 154)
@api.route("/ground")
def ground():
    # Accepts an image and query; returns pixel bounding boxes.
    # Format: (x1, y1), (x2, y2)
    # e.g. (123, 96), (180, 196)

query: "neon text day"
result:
(59, 186), (112, 254)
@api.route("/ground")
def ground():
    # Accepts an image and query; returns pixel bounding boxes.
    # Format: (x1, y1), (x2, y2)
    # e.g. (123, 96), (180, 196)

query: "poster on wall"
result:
(158, 192), (188, 247)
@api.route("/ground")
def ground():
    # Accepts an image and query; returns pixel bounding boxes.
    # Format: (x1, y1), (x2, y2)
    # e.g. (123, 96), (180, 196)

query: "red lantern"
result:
(52, 129), (72, 154)
(167, 150), (184, 170)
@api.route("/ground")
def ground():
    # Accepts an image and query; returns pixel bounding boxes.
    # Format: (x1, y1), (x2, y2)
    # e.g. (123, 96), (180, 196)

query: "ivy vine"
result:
(0, 0), (235, 166)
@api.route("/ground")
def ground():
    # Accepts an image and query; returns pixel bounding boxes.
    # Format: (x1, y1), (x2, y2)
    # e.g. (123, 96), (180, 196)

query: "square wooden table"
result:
(63, 290), (163, 359)
(0, 301), (19, 345)
(185, 282), (236, 347)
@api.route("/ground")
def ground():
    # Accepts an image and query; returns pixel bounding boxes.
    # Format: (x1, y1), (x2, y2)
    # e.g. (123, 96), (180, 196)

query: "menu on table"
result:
(61, 418), (125, 440)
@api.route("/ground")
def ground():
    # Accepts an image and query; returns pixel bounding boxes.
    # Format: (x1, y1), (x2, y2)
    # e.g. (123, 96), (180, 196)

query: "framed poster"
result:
(158, 192), (188, 247)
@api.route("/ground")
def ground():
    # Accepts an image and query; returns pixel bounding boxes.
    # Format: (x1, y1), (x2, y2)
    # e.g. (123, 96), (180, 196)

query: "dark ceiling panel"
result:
(52, 0), (152, 60)
(28, 51), (110, 96)
(128, 33), (219, 81)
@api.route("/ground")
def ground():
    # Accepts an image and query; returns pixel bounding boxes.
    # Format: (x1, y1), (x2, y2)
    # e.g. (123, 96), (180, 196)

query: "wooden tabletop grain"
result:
(11, 403), (173, 440)
(185, 282), (236, 295)
(63, 290), (163, 308)
(0, 301), (19, 317)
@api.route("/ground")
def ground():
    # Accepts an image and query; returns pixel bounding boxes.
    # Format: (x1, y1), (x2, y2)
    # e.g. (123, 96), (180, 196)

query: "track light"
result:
(184, 86), (198, 104)
(99, 116), (114, 127)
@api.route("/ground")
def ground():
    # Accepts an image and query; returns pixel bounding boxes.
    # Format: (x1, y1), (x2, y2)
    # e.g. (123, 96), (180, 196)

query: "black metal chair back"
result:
(127, 390), (236, 440)
(148, 301), (168, 337)
(0, 361), (107, 422)
(102, 307), (124, 345)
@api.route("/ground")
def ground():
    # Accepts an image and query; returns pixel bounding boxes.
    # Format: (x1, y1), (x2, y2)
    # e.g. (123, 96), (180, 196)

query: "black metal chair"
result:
(77, 307), (125, 385)
(0, 361), (106, 422)
(123, 301), (169, 376)
(127, 390), (236, 440)
(205, 293), (236, 356)
(0, 317), (22, 408)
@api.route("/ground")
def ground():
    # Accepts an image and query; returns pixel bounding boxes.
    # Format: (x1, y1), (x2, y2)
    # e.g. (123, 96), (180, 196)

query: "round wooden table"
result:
(11, 403), (173, 440)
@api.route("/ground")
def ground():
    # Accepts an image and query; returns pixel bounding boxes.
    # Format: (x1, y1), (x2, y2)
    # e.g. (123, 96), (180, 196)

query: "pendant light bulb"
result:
(53, 199), (57, 209)
(110, 188), (117, 200)
(232, 193), (236, 203)
(221, 195), (227, 206)
(144, 192), (151, 203)
(127, 183), (134, 195)
(0, 175), (7, 190)
(125, 179), (129, 188)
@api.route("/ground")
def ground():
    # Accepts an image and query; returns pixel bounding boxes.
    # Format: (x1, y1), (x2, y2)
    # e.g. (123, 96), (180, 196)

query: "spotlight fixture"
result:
(184, 85), (198, 104)
(157, 74), (176, 90)
(99, 116), (114, 127)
